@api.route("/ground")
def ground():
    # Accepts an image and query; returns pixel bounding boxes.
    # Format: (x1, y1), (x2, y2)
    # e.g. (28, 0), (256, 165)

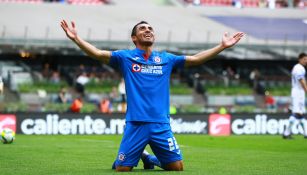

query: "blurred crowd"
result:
(0, 0), (112, 5)
(183, 0), (307, 8)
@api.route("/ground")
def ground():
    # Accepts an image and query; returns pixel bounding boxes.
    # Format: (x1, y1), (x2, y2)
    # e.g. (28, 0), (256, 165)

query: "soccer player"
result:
(60, 20), (244, 171)
(283, 53), (307, 139)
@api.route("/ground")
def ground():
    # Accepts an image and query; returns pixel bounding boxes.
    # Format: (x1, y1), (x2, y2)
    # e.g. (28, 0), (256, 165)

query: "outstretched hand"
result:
(222, 32), (244, 48)
(60, 20), (78, 40)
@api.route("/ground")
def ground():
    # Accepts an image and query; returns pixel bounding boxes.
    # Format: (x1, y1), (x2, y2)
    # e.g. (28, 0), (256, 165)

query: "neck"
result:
(136, 45), (152, 56)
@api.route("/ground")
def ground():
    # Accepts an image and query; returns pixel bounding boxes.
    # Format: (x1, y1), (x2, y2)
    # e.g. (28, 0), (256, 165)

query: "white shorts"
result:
(291, 96), (306, 114)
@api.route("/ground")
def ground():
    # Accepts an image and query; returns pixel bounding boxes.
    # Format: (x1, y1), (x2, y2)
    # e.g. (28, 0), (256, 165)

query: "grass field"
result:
(1, 134), (307, 175)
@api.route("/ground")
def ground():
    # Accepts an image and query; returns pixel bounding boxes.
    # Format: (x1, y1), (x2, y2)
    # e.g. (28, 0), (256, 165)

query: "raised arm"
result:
(60, 20), (111, 64)
(185, 32), (244, 67)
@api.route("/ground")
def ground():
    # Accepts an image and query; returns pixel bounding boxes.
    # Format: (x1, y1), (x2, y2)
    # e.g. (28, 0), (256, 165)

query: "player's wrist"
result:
(217, 43), (226, 51)
(72, 35), (81, 44)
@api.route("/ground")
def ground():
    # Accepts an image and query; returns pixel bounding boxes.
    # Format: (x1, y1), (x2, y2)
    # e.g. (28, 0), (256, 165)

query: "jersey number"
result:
(168, 137), (179, 151)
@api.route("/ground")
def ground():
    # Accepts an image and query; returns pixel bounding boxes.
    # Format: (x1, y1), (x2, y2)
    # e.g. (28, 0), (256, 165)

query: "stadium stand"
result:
(0, 60), (33, 91)
(66, 0), (111, 5)
(66, 0), (103, 5)
(0, 0), (43, 3)
(182, 0), (307, 8)
(0, 0), (112, 4)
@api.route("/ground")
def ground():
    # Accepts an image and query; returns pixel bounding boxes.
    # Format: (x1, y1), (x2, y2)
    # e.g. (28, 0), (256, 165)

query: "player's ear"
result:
(131, 36), (137, 44)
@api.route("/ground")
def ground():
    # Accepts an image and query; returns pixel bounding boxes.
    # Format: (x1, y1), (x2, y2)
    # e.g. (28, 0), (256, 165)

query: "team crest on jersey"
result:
(132, 64), (141, 72)
(118, 152), (126, 161)
(154, 56), (161, 63)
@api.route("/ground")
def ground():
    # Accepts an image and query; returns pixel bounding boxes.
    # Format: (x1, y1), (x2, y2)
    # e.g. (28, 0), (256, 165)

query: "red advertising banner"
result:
(0, 114), (17, 132)
(209, 114), (231, 136)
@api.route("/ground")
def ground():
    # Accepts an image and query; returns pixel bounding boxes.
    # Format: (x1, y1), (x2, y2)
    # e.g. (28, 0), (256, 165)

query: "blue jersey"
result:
(110, 48), (185, 123)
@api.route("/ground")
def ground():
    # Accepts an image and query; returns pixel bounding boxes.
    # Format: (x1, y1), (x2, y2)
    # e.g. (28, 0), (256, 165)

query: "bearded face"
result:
(132, 24), (155, 47)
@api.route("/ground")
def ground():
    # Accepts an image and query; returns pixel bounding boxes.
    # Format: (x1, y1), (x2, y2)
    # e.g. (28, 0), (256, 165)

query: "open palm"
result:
(60, 20), (77, 40)
(222, 32), (244, 48)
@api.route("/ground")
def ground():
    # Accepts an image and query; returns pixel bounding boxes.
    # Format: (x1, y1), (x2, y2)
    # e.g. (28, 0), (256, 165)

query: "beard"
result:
(139, 40), (154, 47)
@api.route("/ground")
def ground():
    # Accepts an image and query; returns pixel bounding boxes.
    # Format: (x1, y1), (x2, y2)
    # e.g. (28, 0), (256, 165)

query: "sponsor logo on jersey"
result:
(0, 114), (16, 132)
(209, 114), (231, 136)
(132, 64), (163, 75)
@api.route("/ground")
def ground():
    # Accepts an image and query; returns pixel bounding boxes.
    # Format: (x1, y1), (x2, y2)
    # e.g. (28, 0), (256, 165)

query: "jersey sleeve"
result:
(110, 50), (125, 69)
(167, 52), (186, 69)
(294, 66), (306, 80)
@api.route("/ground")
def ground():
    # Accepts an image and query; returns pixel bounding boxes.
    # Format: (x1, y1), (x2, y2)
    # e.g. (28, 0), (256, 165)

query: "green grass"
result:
(18, 81), (68, 93)
(85, 79), (119, 93)
(170, 84), (193, 95)
(1, 135), (307, 175)
(206, 85), (252, 95)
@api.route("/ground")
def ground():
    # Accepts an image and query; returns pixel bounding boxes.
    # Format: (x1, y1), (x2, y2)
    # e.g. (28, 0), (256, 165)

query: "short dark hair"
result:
(131, 21), (149, 37)
(299, 52), (307, 60)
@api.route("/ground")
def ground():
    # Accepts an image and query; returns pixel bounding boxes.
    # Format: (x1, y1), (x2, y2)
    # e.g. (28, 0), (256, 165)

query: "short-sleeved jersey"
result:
(291, 63), (306, 97)
(110, 48), (185, 123)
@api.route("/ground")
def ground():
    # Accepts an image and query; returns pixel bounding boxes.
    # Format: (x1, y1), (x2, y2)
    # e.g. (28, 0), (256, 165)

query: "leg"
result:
(112, 122), (149, 171)
(141, 150), (161, 169)
(283, 114), (296, 139)
(141, 151), (183, 171)
(297, 115), (307, 138)
(149, 123), (184, 171)
(284, 96), (306, 139)
(164, 160), (184, 171)
(112, 161), (133, 171)
(303, 118), (307, 138)
(116, 166), (133, 172)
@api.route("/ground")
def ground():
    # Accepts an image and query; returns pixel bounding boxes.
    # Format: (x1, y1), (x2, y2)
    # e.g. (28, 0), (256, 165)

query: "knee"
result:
(165, 160), (184, 171)
(115, 166), (132, 172)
